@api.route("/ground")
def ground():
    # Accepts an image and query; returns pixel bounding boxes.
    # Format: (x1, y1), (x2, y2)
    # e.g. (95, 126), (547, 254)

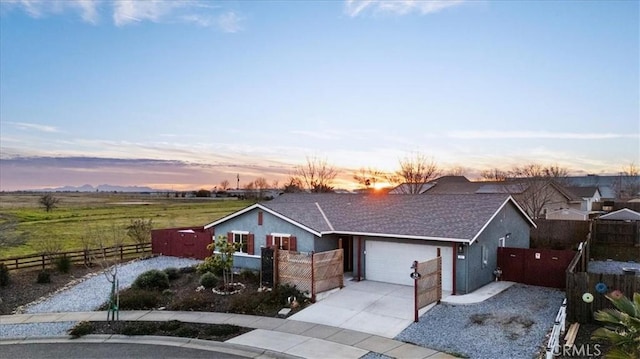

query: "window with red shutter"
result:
(247, 233), (255, 255)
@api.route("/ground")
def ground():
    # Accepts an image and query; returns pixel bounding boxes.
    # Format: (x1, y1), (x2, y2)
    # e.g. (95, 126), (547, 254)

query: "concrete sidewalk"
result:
(441, 281), (515, 305)
(0, 311), (455, 359)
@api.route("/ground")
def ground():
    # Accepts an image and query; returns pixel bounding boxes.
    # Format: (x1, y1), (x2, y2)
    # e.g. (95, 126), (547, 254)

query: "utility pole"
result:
(236, 174), (240, 190)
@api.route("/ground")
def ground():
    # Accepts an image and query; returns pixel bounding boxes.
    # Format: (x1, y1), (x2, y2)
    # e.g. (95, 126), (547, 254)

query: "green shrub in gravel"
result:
(0, 263), (9, 287)
(199, 272), (218, 289)
(163, 267), (181, 280)
(68, 321), (94, 338)
(36, 270), (51, 284)
(118, 289), (162, 310)
(54, 255), (72, 274)
(132, 269), (170, 291)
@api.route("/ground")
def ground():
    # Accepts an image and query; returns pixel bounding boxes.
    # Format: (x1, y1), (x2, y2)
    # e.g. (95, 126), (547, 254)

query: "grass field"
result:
(0, 192), (252, 259)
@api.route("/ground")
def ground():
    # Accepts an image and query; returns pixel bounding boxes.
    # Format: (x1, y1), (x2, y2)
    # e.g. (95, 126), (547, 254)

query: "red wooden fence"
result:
(151, 227), (213, 260)
(497, 247), (576, 288)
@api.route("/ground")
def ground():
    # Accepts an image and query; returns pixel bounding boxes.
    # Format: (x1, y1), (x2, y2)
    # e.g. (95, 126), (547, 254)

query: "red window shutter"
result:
(289, 236), (297, 252)
(247, 233), (255, 255)
(258, 211), (263, 225)
(227, 232), (233, 244)
(266, 235), (273, 248)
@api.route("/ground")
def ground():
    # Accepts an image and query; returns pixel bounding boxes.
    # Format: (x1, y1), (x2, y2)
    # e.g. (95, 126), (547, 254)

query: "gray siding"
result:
(212, 208), (318, 270)
(458, 201), (531, 294)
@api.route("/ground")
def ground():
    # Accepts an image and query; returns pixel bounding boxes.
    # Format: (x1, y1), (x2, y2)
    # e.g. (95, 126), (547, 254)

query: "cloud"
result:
(7, 121), (60, 133)
(216, 11), (243, 33)
(2, 0), (242, 31)
(345, 0), (465, 17)
(1, 0), (99, 23)
(448, 130), (640, 140)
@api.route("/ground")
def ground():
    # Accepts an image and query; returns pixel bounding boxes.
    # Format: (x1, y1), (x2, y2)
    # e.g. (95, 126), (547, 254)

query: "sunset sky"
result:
(1, 0), (638, 191)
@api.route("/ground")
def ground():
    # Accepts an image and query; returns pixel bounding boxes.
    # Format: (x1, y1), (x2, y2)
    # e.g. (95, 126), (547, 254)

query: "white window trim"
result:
(271, 233), (292, 250)
(231, 231), (249, 253)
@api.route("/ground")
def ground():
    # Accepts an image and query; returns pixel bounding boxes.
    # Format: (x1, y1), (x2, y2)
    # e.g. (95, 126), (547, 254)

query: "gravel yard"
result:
(396, 284), (565, 359)
(1, 256), (202, 338)
(588, 260), (640, 274)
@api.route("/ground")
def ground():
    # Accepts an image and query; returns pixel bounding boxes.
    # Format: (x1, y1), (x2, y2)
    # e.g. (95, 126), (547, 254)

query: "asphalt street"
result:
(0, 342), (249, 359)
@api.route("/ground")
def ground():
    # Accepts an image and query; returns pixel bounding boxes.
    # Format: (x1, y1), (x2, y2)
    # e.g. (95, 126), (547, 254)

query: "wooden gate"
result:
(497, 247), (575, 288)
(413, 256), (442, 322)
(275, 248), (344, 301)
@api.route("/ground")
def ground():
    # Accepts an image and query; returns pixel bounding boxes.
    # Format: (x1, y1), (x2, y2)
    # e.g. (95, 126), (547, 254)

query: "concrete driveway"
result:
(289, 279), (434, 338)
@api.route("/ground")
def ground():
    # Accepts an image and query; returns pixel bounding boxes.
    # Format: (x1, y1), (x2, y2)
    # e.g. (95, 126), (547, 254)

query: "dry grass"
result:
(0, 193), (251, 258)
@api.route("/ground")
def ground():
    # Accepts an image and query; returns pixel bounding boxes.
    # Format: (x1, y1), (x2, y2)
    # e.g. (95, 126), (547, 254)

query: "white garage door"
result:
(365, 240), (453, 291)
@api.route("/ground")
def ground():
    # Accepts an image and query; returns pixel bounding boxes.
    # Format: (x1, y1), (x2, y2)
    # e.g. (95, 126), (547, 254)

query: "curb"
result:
(0, 335), (304, 359)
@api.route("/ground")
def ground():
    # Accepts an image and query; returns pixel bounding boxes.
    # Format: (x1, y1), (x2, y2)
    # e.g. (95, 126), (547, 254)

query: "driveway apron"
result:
(289, 279), (427, 338)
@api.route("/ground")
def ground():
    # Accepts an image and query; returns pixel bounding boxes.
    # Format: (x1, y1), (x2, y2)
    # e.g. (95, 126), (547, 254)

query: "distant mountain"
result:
(35, 184), (171, 192)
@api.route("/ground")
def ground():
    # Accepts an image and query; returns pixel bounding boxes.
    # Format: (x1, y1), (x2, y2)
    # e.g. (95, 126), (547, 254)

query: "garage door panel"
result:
(365, 240), (452, 291)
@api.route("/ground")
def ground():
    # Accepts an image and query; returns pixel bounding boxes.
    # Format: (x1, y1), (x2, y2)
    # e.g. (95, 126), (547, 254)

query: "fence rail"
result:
(545, 298), (567, 359)
(275, 248), (343, 301)
(0, 243), (152, 272)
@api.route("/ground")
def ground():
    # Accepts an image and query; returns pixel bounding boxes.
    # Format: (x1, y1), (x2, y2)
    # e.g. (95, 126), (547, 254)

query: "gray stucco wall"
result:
(456, 201), (531, 294)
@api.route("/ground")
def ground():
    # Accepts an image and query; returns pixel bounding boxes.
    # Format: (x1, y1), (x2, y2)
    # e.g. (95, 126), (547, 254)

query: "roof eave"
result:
(321, 230), (470, 243)
(205, 203), (322, 237)
(469, 196), (536, 245)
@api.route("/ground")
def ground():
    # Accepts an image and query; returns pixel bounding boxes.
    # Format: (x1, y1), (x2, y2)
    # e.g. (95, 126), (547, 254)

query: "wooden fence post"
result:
(273, 247), (279, 287)
(311, 251), (316, 302)
(41, 254), (45, 271)
(120, 245), (124, 260)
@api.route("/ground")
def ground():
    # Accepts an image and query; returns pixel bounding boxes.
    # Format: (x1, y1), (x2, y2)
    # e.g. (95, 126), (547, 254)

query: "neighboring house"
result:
(387, 182), (435, 194)
(565, 186), (601, 212)
(545, 208), (590, 221)
(598, 208), (640, 221)
(566, 174), (640, 200)
(414, 176), (575, 220)
(204, 193), (535, 295)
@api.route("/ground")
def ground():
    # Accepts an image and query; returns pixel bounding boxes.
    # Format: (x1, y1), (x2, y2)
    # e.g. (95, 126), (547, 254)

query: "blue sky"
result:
(1, 0), (638, 191)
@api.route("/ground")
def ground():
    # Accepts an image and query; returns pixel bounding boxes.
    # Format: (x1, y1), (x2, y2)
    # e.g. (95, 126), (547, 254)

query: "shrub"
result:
(122, 322), (158, 336)
(163, 267), (180, 280)
(180, 266), (197, 274)
(36, 270), (51, 284)
(199, 272), (218, 289)
(196, 259), (224, 276)
(118, 289), (162, 310)
(132, 269), (170, 291)
(54, 256), (72, 273)
(238, 269), (258, 282)
(68, 321), (94, 338)
(172, 294), (212, 311)
(592, 291), (640, 359)
(0, 263), (9, 287)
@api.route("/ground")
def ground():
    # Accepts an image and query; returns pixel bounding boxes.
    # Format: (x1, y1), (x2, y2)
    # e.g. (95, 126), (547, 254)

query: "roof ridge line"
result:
(315, 202), (334, 231)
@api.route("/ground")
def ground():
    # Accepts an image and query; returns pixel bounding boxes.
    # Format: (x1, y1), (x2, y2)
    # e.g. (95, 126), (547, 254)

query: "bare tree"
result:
(445, 166), (468, 177)
(283, 177), (304, 193)
(293, 156), (338, 193)
(126, 218), (152, 252)
(220, 179), (230, 190)
(39, 193), (60, 212)
(253, 177), (269, 199)
(508, 163), (571, 219)
(480, 168), (508, 181)
(615, 162), (640, 200)
(353, 167), (387, 189)
(388, 152), (441, 194)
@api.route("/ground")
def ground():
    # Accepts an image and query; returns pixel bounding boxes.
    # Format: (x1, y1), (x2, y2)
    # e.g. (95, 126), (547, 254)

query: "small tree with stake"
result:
(39, 193), (60, 212)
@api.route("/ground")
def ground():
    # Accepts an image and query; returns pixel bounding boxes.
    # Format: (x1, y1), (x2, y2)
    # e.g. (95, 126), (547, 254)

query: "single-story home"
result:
(205, 193), (535, 295)
(598, 208), (640, 221)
